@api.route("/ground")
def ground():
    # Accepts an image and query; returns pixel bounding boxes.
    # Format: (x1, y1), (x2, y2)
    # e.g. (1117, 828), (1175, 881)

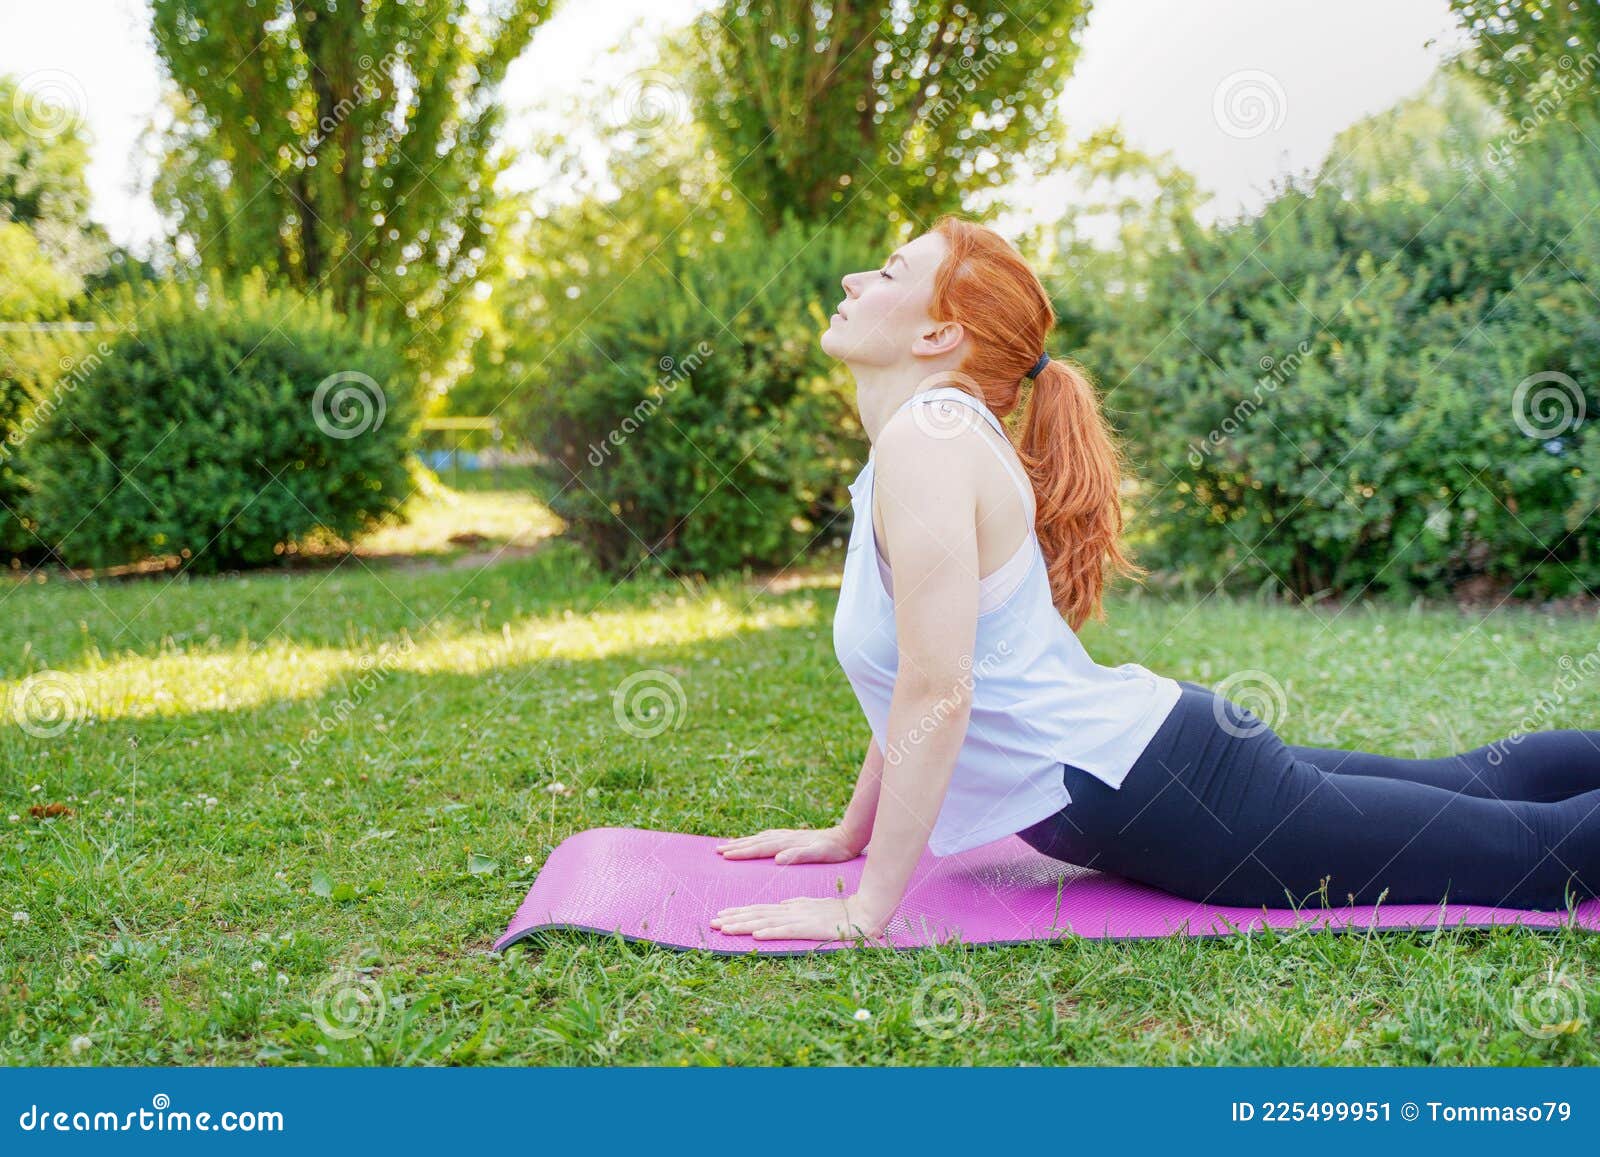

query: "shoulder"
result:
(874, 401), (981, 505)
(877, 396), (987, 470)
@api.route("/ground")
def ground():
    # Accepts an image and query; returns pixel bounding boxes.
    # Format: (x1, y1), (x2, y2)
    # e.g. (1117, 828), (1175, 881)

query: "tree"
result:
(1445, 0), (1600, 132)
(146, 0), (555, 385)
(685, 0), (1091, 241)
(1033, 124), (1210, 360)
(0, 72), (120, 560)
(0, 74), (112, 289)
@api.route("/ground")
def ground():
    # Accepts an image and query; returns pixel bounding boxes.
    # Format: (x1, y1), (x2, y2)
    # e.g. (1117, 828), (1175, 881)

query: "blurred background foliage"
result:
(1, 0), (1598, 603)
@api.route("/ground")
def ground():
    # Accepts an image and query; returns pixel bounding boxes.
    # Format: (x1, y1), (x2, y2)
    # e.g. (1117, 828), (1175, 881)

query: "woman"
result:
(709, 215), (1600, 944)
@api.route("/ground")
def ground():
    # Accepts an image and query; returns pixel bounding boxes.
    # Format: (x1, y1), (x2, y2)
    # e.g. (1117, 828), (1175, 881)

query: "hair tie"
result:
(1026, 352), (1051, 379)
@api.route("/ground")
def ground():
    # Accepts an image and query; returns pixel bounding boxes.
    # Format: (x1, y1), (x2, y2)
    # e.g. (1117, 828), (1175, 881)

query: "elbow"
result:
(893, 670), (975, 717)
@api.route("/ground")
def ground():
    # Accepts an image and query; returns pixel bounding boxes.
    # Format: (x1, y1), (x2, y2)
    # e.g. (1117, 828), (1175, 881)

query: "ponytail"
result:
(931, 215), (1147, 632)
(1018, 357), (1147, 632)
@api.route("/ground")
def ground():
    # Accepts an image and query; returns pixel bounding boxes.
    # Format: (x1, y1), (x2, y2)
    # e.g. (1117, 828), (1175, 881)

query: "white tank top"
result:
(832, 384), (1183, 856)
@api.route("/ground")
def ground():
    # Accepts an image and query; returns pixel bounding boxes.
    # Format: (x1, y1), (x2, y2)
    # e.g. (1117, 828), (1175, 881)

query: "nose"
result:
(840, 270), (866, 297)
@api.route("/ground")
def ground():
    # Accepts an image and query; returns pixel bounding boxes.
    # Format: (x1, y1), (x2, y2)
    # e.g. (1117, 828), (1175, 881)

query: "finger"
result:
(714, 831), (784, 848)
(712, 907), (783, 929)
(752, 924), (822, 940)
(716, 836), (791, 858)
(775, 841), (839, 864)
(713, 903), (779, 918)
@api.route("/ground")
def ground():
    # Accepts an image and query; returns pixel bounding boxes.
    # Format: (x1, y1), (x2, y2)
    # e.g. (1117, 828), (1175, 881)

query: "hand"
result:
(714, 825), (862, 865)
(710, 893), (889, 943)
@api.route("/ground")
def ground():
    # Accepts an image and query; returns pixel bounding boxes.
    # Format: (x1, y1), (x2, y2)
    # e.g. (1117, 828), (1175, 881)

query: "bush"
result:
(1073, 89), (1600, 602)
(0, 218), (94, 560)
(24, 271), (420, 572)
(485, 208), (875, 577)
(0, 327), (111, 562)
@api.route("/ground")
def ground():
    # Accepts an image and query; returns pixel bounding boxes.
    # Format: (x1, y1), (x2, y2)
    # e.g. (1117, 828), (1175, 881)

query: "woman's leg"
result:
(1175, 679), (1600, 803)
(1285, 732), (1600, 803)
(1020, 684), (1600, 911)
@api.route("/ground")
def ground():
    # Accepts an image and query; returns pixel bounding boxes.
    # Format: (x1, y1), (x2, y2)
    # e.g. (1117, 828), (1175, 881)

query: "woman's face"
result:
(820, 230), (951, 368)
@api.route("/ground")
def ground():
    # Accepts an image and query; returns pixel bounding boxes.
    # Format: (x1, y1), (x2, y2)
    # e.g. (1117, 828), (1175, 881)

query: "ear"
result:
(911, 320), (964, 358)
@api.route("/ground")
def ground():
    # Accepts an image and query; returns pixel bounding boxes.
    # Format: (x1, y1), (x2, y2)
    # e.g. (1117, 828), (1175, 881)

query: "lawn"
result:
(2, 472), (1598, 1065)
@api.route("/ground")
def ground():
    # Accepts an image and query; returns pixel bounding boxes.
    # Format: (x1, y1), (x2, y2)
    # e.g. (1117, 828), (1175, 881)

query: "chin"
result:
(819, 326), (845, 360)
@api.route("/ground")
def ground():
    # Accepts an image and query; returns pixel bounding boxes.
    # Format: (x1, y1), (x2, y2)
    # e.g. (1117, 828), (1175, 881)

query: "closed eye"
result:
(879, 267), (893, 280)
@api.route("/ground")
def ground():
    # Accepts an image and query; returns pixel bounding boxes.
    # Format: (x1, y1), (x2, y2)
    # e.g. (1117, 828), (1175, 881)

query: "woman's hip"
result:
(1017, 679), (1300, 872)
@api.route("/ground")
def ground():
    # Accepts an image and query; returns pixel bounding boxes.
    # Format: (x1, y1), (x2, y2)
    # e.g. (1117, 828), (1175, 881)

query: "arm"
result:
(849, 419), (980, 933)
(709, 419), (981, 942)
(837, 736), (885, 855)
(712, 736), (882, 864)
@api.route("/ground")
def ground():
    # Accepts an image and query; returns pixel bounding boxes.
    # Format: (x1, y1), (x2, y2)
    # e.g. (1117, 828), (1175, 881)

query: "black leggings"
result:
(1016, 680), (1600, 911)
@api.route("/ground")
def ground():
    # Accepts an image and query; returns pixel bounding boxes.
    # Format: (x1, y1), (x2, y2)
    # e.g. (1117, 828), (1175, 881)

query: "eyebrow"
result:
(886, 251), (908, 270)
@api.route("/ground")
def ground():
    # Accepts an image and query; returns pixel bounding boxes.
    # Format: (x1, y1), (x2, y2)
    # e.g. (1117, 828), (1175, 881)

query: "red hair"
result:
(930, 214), (1147, 632)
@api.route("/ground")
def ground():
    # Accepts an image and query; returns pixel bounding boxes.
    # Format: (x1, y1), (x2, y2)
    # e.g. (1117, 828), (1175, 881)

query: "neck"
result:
(848, 359), (965, 446)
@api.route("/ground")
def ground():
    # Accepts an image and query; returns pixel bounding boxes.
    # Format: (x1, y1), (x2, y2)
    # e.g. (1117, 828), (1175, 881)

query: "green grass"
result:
(348, 465), (560, 560)
(2, 473), (1598, 1065)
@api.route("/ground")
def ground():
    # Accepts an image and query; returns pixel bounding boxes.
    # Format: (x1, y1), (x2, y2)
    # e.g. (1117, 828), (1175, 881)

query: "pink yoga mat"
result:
(493, 826), (1600, 955)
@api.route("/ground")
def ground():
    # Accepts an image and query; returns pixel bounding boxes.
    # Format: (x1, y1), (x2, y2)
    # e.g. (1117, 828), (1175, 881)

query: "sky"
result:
(0, 0), (1474, 255)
